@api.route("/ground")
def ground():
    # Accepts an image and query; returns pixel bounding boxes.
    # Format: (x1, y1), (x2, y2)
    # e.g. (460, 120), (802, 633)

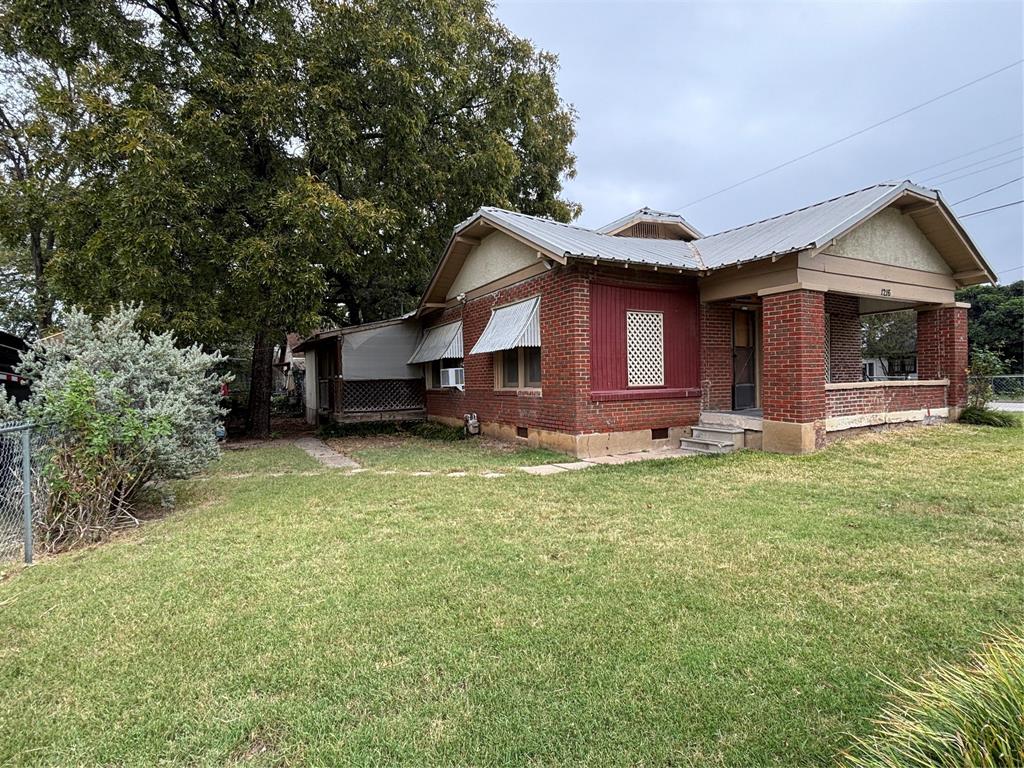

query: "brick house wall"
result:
(700, 303), (733, 410)
(917, 306), (968, 407)
(825, 383), (947, 418)
(825, 294), (861, 383)
(423, 263), (703, 437)
(761, 289), (827, 425)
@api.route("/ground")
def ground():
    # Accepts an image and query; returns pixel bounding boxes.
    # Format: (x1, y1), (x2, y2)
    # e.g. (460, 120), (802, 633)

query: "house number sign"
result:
(880, 288), (892, 297)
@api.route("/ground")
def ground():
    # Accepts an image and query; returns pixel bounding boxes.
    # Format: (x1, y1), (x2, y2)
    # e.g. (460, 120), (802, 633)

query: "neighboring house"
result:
(862, 355), (917, 381)
(302, 180), (994, 455)
(0, 331), (30, 404)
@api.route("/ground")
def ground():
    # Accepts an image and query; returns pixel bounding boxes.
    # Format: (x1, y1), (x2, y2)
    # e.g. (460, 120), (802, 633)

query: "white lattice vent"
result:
(626, 310), (665, 387)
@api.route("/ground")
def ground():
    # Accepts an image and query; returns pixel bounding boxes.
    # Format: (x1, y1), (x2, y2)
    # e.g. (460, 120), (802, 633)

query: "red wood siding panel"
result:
(589, 281), (699, 393)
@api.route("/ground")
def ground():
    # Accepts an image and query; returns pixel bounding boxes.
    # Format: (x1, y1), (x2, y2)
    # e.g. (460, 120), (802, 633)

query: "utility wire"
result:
(931, 156), (1024, 186)
(959, 199), (1023, 218)
(905, 133), (1024, 176)
(998, 264), (1023, 274)
(922, 147), (1024, 182)
(671, 58), (1024, 211)
(952, 176), (1024, 205)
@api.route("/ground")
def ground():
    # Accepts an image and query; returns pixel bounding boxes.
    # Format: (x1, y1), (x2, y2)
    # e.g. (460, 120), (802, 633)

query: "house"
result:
(862, 355), (917, 381)
(0, 331), (30, 403)
(302, 180), (995, 455)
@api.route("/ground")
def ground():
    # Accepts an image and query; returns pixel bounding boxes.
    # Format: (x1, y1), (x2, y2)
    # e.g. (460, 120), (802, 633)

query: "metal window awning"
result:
(469, 296), (541, 355)
(407, 321), (463, 364)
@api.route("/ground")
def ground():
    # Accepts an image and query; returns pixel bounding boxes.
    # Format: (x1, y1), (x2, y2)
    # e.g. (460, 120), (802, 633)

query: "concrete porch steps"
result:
(680, 413), (762, 455)
(678, 436), (736, 455)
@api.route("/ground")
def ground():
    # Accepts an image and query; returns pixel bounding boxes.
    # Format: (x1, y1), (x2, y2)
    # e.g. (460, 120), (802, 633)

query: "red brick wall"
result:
(700, 302), (733, 410)
(916, 306), (968, 407)
(762, 289), (826, 423)
(423, 264), (702, 435)
(825, 294), (862, 383)
(826, 383), (948, 418)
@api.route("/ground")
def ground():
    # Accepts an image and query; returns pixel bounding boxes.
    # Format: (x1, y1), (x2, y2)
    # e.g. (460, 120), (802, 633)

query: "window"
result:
(496, 347), (542, 390)
(626, 310), (664, 387)
(426, 358), (462, 389)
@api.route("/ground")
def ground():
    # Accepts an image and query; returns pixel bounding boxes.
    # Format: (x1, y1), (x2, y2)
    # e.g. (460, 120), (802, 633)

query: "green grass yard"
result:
(0, 425), (1022, 766)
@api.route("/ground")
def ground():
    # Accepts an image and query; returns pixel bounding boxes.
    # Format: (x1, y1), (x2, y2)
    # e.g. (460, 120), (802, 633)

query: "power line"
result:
(952, 176), (1024, 205)
(998, 264), (1023, 275)
(905, 133), (1024, 176)
(922, 147), (1024, 183)
(931, 155), (1024, 186)
(671, 58), (1024, 211)
(959, 199), (1023, 218)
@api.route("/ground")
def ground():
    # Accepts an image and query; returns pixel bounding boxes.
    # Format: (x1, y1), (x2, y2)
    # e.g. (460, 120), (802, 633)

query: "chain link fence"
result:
(967, 374), (1024, 412)
(987, 375), (1024, 403)
(0, 421), (47, 564)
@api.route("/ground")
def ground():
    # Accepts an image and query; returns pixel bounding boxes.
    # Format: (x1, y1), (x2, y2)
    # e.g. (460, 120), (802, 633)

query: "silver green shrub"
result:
(8, 305), (227, 549)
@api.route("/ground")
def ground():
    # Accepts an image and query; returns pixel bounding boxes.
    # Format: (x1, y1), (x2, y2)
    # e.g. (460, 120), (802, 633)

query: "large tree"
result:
(1, 0), (578, 435)
(957, 280), (1024, 371)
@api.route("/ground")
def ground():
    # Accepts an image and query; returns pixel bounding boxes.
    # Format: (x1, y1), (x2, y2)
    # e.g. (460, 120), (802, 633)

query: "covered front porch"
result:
(699, 284), (967, 453)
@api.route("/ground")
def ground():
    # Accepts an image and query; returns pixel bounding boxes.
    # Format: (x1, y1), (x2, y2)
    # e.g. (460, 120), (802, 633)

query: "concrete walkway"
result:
(519, 448), (693, 475)
(293, 436), (694, 477)
(294, 437), (361, 469)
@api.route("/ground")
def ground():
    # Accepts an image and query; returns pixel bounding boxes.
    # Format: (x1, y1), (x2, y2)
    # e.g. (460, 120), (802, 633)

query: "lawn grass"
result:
(0, 425), (1021, 766)
(325, 435), (567, 472)
(212, 443), (322, 475)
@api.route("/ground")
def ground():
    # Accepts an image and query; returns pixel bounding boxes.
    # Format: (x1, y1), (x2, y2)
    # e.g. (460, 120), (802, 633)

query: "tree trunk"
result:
(246, 328), (275, 438)
(29, 229), (54, 333)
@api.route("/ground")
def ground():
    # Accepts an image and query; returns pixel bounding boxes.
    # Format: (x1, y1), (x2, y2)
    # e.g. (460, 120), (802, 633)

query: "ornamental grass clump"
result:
(838, 630), (1024, 768)
(5, 305), (226, 552)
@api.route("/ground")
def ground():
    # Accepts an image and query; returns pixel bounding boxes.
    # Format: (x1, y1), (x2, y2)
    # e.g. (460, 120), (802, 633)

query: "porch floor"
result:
(700, 408), (763, 431)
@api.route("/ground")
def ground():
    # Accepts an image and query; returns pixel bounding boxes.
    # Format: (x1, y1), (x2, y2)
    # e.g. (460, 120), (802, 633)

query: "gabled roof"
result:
(418, 180), (996, 312)
(693, 180), (996, 281)
(596, 207), (703, 239)
(470, 207), (702, 270)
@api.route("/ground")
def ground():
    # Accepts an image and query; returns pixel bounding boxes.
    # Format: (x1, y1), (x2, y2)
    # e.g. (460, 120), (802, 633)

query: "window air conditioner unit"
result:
(440, 367), (465, 391)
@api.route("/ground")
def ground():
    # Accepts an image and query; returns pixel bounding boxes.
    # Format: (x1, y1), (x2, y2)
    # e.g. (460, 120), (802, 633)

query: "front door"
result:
(732, 310), (756, 410)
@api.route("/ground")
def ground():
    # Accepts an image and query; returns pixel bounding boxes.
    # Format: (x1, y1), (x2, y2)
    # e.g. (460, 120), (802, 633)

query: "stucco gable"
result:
(831, 207), (951, 274)
(446, 231), (539, 299)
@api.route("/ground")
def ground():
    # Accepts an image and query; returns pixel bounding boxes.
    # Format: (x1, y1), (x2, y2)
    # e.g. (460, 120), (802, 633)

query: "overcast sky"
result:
(495, 0), (1024, 282)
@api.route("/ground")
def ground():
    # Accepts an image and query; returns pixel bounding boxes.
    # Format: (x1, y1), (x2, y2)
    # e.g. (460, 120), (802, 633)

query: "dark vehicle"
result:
(0, 331), (30, 403)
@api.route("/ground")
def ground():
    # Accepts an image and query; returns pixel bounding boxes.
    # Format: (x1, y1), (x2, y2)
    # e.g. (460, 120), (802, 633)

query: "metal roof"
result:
(469, 296), (541, 355)
(595, 207), (703, 238)
(473, 207), (702, 270)
(421, 179), (995, 313)
(407, 321), (463, 364)
(692, 181), (936, 268)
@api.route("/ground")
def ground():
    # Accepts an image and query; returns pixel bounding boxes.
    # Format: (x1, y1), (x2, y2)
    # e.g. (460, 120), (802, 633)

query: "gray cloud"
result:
(496, 0), (1024, 279)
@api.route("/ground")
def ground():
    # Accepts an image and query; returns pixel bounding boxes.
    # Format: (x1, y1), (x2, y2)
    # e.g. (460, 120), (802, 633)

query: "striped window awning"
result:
(407, 321), (463, 364)
(469, 296), (541, 355)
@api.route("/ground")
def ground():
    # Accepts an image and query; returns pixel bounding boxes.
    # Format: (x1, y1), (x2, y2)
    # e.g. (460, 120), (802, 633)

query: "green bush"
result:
(5, 305), (226, 552)
(959, 405), (1022, 428)
(838, 630), (1024, 768)
(967, 347), (1008, 408)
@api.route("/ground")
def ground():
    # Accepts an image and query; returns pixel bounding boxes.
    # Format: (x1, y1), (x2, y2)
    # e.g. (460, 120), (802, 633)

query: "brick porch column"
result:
(916, 303), (969, 414)
(760, 287), (827, 454)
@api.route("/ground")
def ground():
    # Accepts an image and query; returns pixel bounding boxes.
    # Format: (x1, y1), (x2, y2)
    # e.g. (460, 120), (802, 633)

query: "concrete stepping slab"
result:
(552, 461), (595, 471)
(294, 437), (360, 469)
(520, 464), (567, 475)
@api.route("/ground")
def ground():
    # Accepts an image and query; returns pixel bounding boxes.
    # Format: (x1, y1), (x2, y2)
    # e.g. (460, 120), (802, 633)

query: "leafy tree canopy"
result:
(0, 0), (579, 434)
(957, 281), (1024, 372)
